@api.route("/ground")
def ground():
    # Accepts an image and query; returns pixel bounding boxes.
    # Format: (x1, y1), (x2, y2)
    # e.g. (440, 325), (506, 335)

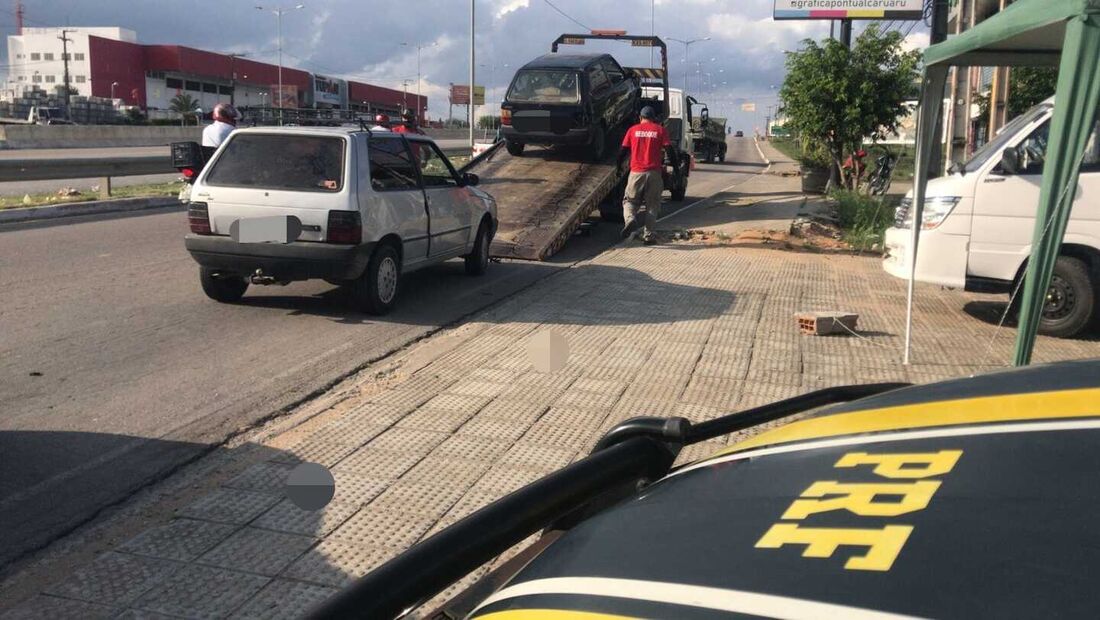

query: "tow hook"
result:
(250, 269), (288, 286)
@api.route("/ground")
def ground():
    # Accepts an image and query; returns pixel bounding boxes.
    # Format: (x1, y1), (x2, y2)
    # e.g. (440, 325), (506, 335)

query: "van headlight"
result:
(895, 196), (961, 230)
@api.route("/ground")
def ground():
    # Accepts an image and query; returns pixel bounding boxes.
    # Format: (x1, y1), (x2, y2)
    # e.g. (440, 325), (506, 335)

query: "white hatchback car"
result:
(183, 127), (497, 314)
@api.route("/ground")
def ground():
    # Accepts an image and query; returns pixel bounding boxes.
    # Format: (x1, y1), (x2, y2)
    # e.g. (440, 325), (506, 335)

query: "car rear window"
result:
(205, 134), (345, 192)
(507, 70), (581, 104)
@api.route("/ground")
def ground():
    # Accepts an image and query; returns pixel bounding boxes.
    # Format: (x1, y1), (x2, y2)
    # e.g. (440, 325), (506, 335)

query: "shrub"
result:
(830, 189), (897, 251)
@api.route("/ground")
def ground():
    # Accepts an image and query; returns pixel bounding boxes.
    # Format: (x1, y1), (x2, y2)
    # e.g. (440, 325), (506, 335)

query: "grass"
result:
(768, 137), (803, 163)
(0, 181), (181, 210)
(830, 189), (899, 251)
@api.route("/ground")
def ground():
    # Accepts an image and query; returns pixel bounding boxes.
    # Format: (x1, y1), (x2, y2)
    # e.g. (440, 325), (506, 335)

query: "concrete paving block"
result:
(231, 579), (339, 620)
(538, 406), (608, 430)
(306, 420), (389, 447)
(499, 442), (576, 473)
(440, 487), (507, 523)
(693, 358), (750, 381)
(43, 552), (181, 607)
(471, 466), (545, 495)
(568, 377), (626, 396)
(430, 434), (514, 463)
(401, 456), (492, 488)
(366, 428), (449, 456)
(365, 389), (434, 412)
(253, 499), (360, 537)
(327, 470), (388, 507)
(467, 367), (522, 384)
(680, 376), (743, 409)
(496, 383), (570, 404)
(456, 416), (532, 443)
(367, 481), (468, 518)
(0, 595), (118, 620)
(514, 371), (579, 392)
(620, 375), (691, 402)
(744, 368), (803, 387)
(553, 389), (621, 411)
(521, 422), (599, 450)
(327, 509), (435, 549)
(333, 447), (425, 480)
(178, 489), (281, 526)
(223, 463), (293, 495)
(118, 519), (239, 562)
(268, 439), (358, 468)
(394, 372), (462, 395)
(197, 527), (315, 577)
(582, 365), (644, 381)
(444, 379), (510, 398)
(133, 564), (269, 618)
(394, 407), (475, 433)
(420, 393), (492, 416)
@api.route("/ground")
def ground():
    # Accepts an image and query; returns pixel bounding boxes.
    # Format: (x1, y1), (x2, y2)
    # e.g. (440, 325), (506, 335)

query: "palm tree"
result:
(169, 93), (200, 126)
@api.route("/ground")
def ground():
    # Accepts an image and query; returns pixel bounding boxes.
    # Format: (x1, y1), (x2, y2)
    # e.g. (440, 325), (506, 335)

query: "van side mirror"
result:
(999, 148), (1020, 175)
(462, 172), (480, 187)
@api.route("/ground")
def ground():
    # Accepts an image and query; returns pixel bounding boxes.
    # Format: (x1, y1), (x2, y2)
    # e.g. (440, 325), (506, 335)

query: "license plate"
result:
(230, 216), (303, 244)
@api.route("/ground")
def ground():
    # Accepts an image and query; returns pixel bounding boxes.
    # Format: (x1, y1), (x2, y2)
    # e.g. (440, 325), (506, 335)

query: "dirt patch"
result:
(661, 217), (856, 253)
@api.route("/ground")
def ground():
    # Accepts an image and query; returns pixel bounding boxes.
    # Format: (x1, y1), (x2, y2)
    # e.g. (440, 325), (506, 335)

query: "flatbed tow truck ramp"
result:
(468, 141), (624, 261)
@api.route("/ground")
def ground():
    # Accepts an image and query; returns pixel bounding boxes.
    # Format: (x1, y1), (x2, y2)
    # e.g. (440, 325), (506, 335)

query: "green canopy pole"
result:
(1013, 11), (1100, 366)
(903, 66), (950, 365)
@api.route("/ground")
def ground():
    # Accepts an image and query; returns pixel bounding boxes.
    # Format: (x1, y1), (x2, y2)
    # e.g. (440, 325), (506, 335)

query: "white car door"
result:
(415, 141), (473, 257)
(362, 136), (430, 267)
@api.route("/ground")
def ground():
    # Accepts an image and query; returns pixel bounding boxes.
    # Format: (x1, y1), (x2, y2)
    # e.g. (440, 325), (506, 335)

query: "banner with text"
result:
(449, 84), (486, 106)
(774, 0), (924, 20)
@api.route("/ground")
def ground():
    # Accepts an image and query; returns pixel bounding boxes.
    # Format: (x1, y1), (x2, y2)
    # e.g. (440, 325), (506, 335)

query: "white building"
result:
(6, 27), (136, 98)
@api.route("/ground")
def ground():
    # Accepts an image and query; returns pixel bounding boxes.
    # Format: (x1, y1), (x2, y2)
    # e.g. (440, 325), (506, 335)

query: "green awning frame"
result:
(904, 0), (1100, 366)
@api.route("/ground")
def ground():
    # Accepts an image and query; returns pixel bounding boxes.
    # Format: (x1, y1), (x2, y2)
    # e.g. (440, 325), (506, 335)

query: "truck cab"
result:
(883, 97), (1100, 337)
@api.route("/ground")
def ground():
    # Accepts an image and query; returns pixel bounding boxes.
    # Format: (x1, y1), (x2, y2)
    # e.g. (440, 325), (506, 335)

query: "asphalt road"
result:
(0, 136), (765, 568)
(0, 140), (470, 197)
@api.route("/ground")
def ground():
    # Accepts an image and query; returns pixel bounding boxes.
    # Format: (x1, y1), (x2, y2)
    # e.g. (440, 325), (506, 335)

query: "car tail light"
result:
(327, 210), (362, 244)
(501, 108), (512, 126)
(188, 202), (212, 235)
(181, 167), (197, 183)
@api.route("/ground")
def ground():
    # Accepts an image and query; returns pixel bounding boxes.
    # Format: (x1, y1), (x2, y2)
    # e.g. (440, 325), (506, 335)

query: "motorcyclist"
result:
(393, 111), (425, 135)
(201, 103), (239, 148)
(371, 113), (391, 131)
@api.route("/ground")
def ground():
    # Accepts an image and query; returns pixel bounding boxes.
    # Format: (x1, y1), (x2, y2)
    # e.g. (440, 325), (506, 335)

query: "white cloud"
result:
(492, 0), (530, 19)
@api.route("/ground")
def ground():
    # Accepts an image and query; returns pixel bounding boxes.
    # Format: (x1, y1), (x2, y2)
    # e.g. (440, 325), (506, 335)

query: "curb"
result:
(0, 196), (182, 224)
(753, 136), (772, 166)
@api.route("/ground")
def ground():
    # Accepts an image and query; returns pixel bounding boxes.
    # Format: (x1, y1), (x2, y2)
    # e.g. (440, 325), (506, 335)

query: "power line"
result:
(542, 0), (589, 31)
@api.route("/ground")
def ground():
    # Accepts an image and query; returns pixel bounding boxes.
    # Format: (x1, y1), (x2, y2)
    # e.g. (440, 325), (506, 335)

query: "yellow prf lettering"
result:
(756, 523), (913, 571)
(834, 450), (962, 479)
(782, 480), (940, 519)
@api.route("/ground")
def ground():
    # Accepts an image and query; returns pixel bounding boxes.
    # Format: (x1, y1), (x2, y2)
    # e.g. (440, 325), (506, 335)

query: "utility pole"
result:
(469, 0), (475, 148)
(256, 5), (304, 126)
(228, 53), (247, 107)
(58, 29), (73, 119)
(403, 41), (437, 124)
(839, 19), (853, 48)
(928, 0), (950, 177)
(667, 37), (710, 94)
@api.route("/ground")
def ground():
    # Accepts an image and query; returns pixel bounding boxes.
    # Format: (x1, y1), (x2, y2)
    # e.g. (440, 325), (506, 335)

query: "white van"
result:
(883, 98), (1100, 337)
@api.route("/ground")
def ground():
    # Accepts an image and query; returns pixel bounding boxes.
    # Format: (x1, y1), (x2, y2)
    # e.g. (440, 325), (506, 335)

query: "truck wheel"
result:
(199, 267), (248, 303)
(465, 220), (492, 276)
(1037, 256), (1095, 338)
(351, 244), (400, 315)
(671, 175), (688, 202)
(506, 140), (525, 157)
(718, 144), (727, 163)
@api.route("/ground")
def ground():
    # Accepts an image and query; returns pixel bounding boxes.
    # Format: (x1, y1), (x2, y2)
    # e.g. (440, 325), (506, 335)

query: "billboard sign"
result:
(774, 0), (925, 20)
(271, 84), (298, 109)
(449, 84), (486, 106)
(313, 74), (346, 107)
(741, 102), (757, 112)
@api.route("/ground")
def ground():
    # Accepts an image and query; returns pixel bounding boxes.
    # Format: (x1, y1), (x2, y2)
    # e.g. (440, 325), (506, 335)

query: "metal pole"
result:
(58, 29), (72, 119)
(469, 0), (475, 149)
(928, 0), (950, 177)
(417, 46), (422, 123)
(840, 19), (853, 48)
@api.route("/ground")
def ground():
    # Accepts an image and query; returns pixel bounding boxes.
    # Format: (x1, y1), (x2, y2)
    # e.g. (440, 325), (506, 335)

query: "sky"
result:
(2, 0), (929, 131)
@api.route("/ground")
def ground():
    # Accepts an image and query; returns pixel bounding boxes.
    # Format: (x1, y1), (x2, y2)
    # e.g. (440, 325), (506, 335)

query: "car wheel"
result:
(465, 220), (492, 276)
(199, 267), (248, 303)
(1037, 256), (1095, 338)
(506, 140), (525, 157)
(590, 126), (608, 162)
(352, 244), (400, 315)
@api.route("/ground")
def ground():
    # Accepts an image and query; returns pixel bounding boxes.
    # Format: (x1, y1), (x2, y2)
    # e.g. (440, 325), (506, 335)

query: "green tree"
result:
(780, 25), (921, 188)
(478, 115), (501, 130)
(169, 93), (200, 126)
(1008, 66), (1058, 117)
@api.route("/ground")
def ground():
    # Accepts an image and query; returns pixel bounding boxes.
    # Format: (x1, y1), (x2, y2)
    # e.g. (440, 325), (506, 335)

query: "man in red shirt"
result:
(617, 106), (680, 244)
(393, 110), (425, 136)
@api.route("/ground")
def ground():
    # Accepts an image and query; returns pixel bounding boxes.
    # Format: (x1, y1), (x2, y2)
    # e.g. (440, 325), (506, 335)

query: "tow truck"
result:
(464, 31), (691, 260)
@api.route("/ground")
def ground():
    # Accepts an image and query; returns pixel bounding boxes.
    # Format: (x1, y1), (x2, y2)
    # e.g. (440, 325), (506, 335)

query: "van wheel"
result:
(506, 140), (525, 157)
(1037, 256), (1095, 338)
(351, 244), (400, 315)
(199, 267), (248, 303)
(465, 221), (492, 276)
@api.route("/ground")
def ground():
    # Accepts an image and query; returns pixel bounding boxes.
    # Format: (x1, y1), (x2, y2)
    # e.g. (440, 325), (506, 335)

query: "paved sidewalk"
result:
(5, 175), (1100, 618)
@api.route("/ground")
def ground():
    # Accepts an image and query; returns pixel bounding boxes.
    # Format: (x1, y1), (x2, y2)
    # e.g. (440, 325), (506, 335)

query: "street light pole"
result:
(667, 36), (710, 93)
(256, 4), (304, 125)
(469, 0), (475, 148)
(228, 53), (248, 106)
(403, 41), (437, 124)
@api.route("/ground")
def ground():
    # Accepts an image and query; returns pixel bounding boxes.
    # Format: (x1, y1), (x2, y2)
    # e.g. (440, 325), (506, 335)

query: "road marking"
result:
(657, 142), (772, 225)
(472, 576), (922, 620)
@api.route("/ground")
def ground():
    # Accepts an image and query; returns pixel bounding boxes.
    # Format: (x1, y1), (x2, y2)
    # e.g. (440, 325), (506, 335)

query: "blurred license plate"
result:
(230, 216), (302, 244)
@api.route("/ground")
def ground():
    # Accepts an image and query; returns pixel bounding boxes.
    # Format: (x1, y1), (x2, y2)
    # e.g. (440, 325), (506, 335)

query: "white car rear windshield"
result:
(205, 134), (345, 192)
(507, 70), (581, 104)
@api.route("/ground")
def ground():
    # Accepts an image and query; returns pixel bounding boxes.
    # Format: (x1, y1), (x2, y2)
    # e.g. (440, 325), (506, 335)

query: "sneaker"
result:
(621, 219), (641, 239)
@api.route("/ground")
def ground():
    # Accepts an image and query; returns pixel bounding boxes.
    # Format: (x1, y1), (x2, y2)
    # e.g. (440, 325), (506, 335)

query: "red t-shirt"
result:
(622, 120), (670, 173)
(393, 124), (424, 135)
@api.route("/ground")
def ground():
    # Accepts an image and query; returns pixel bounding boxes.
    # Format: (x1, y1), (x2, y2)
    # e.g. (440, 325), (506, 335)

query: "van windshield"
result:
(205, 134), (345, 192)
(962, 103), (1051, 173)
(507, 70), (581, 104)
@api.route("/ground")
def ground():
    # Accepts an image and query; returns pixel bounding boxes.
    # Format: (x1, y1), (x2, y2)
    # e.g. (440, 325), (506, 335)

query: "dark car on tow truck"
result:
(501, 52), (640, 161)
